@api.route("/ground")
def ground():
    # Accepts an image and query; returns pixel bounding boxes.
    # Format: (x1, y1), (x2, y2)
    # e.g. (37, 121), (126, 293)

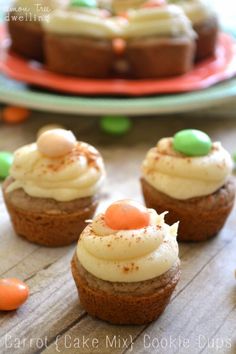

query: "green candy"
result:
(70, 0), (97, 8)
(0, 152), (13, 179)
(232, 152), (236, 163)
(100, 115), (132, 135)
(173, 129), (212, 157)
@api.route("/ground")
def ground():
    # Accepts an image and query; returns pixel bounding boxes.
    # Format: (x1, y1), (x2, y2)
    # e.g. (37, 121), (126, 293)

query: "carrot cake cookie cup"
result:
(43, 4), (120, 78)
(3, 129), (105, 247)
(141, 129), (235, 242)
(122, 4), (196, 78)
(171, 0), (218, 60)
(71, 200), (180, 325)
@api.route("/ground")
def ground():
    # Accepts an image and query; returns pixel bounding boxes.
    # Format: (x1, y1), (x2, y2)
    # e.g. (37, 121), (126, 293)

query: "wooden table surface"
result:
(0, 111), (236, 354)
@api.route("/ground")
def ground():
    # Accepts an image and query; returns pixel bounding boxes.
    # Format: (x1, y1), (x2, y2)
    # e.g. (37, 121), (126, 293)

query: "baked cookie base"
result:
(8, 13), (44, 62)
(2, 178), (98, 247)
(141, 178), (235, 242)
(44, 33), (114, 78)
(125, 36), (195, 78)
(194, 16), (218, 61)
(71, 254), (180, 325)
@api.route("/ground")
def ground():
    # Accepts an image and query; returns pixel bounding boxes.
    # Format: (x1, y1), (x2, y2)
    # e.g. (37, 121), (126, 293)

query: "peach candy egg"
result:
(37, 129), (76, 158)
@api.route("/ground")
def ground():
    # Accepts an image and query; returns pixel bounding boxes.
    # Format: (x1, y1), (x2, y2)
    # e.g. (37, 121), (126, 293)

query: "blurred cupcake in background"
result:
(43, 0), (121, 77)
(121, 4), (196, 78)
(168, 0), (218, 60)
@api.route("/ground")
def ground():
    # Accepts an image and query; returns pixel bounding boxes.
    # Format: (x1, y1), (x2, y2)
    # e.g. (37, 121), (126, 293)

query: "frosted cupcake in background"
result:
(3, 129), (105, 247)
(121, 4), (196, 78)
(141, 129), (235, 242)
(168, 0), (218, 60)
(71, 199), (180, 325)
(42, 1), (121, 78)
(7, 0), (67, 62)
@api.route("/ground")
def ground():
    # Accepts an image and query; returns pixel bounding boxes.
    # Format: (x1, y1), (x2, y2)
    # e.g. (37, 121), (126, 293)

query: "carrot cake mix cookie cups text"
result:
(141, 129), (235, 242)
(3, 129), (105, 247)
(71, 199), (180, 325)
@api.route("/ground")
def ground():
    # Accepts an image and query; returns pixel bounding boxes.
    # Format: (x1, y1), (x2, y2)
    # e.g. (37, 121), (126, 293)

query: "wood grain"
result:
(0, 112), (235, 354)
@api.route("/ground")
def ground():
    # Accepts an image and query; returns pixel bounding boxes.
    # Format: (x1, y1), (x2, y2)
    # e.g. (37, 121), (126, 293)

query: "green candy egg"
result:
(173, 129), (212, 157)
(100, 115), (132, 135)
(0, 152), (13, 179)
(70, 0), (97, 8)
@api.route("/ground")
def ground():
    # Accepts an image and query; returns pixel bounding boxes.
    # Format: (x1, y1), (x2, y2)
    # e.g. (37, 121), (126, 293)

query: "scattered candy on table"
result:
(100, 115), (132, 135)
(0, 151), (13, 179)
(2, 106), (30, 124)
(0, 278), (29, 311)
(37, 129), (76, 158)
(37, 124), (65, 138)
(104, 199), (150, 230)
(173, 129), (212, 156)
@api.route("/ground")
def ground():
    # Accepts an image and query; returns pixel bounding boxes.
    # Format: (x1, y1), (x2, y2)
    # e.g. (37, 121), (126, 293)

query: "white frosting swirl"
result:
(43, 9), (121, 38)
(6, 142), (105, 202)
(170, 0), (215, 25)
(111, 0), (146, 14)
(122, 5), (196, 39)
(142, 137), (233, 200)
(77, 209), (179, 282)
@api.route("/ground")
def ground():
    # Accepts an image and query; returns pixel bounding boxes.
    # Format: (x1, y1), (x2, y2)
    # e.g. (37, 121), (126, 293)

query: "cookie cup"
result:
(44, 34), (114, 78)
(141, 177), (235, 242)
(125, 36), (195, 78)
(3, 178), (98, 247)
(8, 12), (44, 62)
(71, 254), (180, 325)
(194, 16), (218, 61)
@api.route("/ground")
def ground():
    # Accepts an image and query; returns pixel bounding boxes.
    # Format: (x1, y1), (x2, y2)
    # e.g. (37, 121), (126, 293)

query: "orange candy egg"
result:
(2, 106), (30, 124)
(0, 278), (29, 311)
(104, 200), (150, 230)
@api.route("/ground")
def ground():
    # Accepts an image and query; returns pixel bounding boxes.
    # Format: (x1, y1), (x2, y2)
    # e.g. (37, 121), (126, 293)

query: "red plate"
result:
(0, 26), (236, 96)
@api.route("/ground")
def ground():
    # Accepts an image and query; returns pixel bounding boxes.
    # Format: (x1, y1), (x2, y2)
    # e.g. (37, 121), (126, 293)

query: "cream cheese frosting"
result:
(6, 141), (105, 202)
(111, 0), (146, 14)
(142, 137), (233, 200)
(76, 209), (179, 282)
(170, 0), (215, 25)
(121, 5), (196, 39)
(43, 9), (121, 38)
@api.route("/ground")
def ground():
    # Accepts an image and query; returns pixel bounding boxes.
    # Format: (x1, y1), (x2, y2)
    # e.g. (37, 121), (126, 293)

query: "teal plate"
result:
(0, 73), (236, 116)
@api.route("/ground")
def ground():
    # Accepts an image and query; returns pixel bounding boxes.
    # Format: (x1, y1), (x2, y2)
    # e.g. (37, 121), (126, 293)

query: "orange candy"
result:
(0, 278), (29, 311)
(2, 106), (30, 124)
(113, 38), (126, 56)
(104, 200), (150, 230)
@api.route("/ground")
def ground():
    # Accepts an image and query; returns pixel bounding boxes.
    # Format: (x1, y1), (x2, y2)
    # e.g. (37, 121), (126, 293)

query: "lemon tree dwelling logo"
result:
(5, 2), (51, 22)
